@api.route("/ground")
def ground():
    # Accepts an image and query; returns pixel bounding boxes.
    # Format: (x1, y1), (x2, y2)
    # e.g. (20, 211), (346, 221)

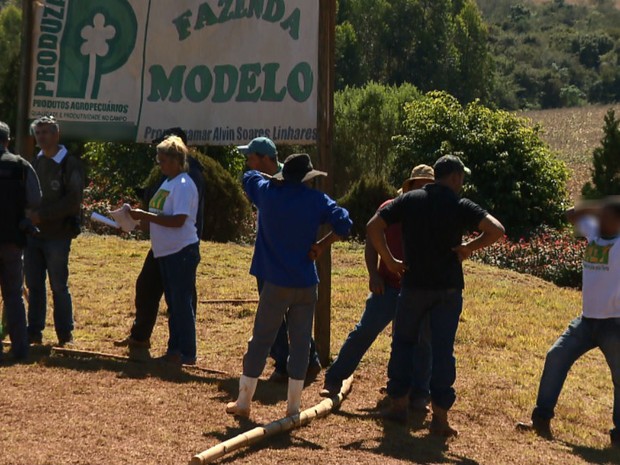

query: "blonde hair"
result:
(157, 136), (189, 172)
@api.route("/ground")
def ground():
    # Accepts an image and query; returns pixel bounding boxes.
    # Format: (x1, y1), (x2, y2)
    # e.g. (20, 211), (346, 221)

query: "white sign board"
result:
(29, 0), (319, 145)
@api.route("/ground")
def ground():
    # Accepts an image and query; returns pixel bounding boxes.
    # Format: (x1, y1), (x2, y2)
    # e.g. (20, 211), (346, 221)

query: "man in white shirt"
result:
(519, 198), (620, 449)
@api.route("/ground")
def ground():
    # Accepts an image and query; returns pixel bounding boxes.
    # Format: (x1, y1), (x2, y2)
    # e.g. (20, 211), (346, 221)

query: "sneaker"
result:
(181, 356), (197, 366)
(305, 362), (322, 385)
(319, 380), (342, 398)
(268, 370), (288, 383)
(57, 335), (74, 348)
(28, 333), (43, 345)
(516, 416), (553, 440)
(114, 336), (151, 349)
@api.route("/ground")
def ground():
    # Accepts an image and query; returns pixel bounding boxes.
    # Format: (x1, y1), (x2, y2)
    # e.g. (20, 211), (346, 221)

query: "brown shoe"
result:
(381, 396), (409, 425)
(114, 336), (151, 349)
(430, 402), (458, 437)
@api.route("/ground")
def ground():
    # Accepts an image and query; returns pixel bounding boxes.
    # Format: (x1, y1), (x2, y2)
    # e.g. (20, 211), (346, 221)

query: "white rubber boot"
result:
(226, 375), (258, 418)
(286, 378), (305, 416)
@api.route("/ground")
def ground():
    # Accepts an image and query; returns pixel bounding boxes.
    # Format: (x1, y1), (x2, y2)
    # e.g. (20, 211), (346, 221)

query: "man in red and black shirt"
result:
(320, 165), (435, 410)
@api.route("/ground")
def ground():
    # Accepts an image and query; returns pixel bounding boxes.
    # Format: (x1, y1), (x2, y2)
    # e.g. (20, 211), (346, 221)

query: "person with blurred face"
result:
(129, 136), (200, 365)
(367, 154), (505, 435)
(25, 116), (84, 347)
(115, 128), (205, 351)
(238, 137), (323, 384)
(518, 198), (620, 449)
(321, 165), (435, 414)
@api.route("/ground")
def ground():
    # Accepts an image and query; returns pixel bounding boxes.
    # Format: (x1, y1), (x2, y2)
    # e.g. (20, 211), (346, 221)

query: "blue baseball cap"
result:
(237, 137), (277, 158)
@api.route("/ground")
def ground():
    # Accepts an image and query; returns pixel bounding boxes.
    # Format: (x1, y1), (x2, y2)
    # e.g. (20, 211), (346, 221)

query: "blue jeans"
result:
(533, 316), (620, 437)
(24, 236), (74, 339)
(387, 288), (463, 410)
(325, 285), (432, 399)
(0, 244), (28, 359)
(159, 242), (200, 363)
(257, 278), (321, 372)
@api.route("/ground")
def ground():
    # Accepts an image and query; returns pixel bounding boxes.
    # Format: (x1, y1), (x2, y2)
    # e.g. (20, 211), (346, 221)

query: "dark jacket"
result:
(33, 147), (85, 240)
(0, 150), (41, 246)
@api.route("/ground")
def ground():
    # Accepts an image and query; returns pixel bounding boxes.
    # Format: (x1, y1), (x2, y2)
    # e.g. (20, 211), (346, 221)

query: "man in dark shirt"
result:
(367, 154), (504, 436)
(26, 116), (84, 347)
(0, 121), (41, 361)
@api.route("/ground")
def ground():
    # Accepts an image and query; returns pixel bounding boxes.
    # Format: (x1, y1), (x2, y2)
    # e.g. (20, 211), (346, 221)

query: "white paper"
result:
(110, 204), (140, 233)
(91, 212), (120, 229)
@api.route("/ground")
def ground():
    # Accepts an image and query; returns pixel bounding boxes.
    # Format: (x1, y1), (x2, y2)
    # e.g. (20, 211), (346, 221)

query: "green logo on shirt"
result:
(584, 242), (613, 265)
(149, 189), (170, 212)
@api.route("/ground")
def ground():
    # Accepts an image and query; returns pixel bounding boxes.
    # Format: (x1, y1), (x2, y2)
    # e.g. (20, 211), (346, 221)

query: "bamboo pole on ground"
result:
(190, 376), (354, 465)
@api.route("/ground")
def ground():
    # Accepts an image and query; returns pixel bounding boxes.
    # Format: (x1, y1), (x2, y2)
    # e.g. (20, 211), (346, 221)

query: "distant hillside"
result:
(477, 0), (620, 110)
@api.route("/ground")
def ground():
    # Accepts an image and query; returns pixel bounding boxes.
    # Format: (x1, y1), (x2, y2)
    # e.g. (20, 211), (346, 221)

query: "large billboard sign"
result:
(28, 0), (319, 145)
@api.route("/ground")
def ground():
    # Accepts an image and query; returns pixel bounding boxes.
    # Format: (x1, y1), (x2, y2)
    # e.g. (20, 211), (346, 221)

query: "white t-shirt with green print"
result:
(148, 173), (198, 258)
(579, 216), (620, 319)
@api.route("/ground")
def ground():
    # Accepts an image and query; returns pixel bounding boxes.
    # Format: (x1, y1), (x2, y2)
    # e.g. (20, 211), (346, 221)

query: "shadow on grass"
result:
(41, 352), (225, 385)
(337, 399), (479, 465)
(342, 422), (478, 465)
(213, 378), (286, 407)
(567, 442), (620, 465)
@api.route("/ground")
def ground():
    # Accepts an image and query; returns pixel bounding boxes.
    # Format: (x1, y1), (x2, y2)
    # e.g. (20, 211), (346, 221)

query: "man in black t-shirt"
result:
(367, 154), (505, 436)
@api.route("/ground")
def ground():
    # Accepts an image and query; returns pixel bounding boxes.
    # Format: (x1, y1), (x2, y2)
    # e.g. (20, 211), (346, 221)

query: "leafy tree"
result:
(582, 109), (620, 199)
(391, 91), (570, 238)
(0, 2), (21, 133)
(333, 82), (420, 197)
(335, 0), (492, 104)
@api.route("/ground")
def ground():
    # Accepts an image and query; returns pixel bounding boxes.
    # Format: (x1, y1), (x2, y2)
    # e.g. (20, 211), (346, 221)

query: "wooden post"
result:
(15, 0), (35, 159)
(315, 0), (336, 368)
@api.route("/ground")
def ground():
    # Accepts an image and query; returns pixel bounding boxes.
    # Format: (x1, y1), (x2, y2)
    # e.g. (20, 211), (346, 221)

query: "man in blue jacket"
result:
(226, 153), (352, 418)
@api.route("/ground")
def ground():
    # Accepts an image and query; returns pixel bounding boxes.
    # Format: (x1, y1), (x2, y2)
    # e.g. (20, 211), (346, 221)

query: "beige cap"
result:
(401, 164), (435, 193)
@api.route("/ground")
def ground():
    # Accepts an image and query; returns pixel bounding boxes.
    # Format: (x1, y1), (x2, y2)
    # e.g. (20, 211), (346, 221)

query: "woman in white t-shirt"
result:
(130, 136), (200, 365)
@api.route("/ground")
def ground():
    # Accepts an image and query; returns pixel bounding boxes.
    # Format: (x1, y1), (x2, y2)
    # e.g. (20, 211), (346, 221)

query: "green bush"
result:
(83, 142), (154, 205)
(333, 82), (420, 197)
(582, 109), (620, 199)
(0, 3), (21, 132)
(391, 91), (570, 238)
(338, 176), (398, 241)
(142, 150), (252, 243)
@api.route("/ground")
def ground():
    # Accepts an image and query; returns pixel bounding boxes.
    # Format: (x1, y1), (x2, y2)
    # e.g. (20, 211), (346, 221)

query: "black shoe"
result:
(611, 429), (620, 449)
(517, 416), (553, 440)
(268, 370), (288, 383)
(409, 396), (431, 413)
(57, 333), (74, 347)
(28, 332), (43, 345)
(319, 380), (342, 398)
(114, 336), (151, 348)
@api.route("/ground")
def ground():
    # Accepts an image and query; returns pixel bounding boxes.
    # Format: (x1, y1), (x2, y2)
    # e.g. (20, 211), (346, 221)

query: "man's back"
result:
(380, 183), (487, 290)
(243, 171), (351, 288)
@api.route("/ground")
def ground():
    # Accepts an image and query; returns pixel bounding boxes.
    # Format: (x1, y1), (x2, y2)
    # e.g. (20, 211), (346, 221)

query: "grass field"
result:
(1, 236), (618, 465)
(522, 105), (618, 199)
